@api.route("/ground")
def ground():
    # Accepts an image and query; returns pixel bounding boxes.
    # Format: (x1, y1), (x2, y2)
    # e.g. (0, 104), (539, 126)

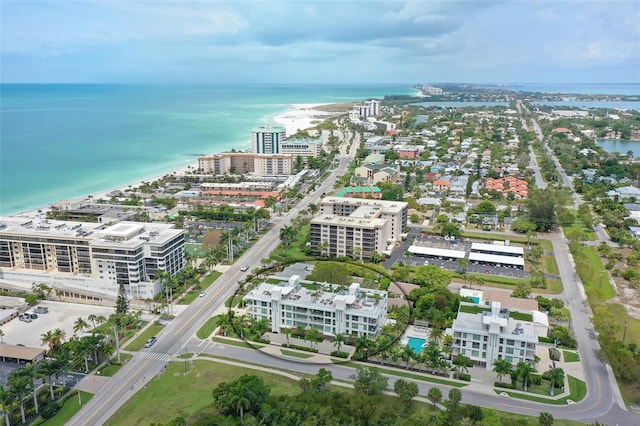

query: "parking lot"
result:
(0, 299), (116, 350)
(403, 235), (528, 279)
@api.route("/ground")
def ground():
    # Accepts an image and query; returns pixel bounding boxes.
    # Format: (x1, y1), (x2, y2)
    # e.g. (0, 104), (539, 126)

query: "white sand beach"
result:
(273, 103), (335, 136)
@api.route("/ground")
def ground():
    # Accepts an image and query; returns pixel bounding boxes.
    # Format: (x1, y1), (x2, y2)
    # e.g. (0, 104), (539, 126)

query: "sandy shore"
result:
(273, 103), (337, 136)
(9, 103), (343, 219)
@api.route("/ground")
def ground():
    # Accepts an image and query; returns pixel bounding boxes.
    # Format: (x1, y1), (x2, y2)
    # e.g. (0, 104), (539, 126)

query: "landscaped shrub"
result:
(495, 382), (516, 389)
(529, 374), (542, 385)
(281, 344), (318, 353)
(40, 402), (60, 419)
(455, 373), (471, 382)
(538, 336), (554, 344)
(331, 351), (349, 359)
(253, 337), (270, 344)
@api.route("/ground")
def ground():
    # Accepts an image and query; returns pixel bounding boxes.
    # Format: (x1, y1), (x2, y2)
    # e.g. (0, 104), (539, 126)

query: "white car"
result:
(199, 291), (206, 298)
(240, 265), (248, 272)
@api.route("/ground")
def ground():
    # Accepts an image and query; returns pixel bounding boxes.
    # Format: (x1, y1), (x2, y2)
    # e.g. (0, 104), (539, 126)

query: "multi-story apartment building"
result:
(280, 137), (322, 161)
(448, 301), (546, 369)
(244, 276), (387, 338)
(0, 217), (185, 300)
(198, 153), (293, 176)
(252, 125), (287, 155)
(309, 197), (408, 259)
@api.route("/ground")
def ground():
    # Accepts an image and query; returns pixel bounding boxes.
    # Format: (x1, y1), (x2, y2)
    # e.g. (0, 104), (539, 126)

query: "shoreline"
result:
(7, 102), (346, 219)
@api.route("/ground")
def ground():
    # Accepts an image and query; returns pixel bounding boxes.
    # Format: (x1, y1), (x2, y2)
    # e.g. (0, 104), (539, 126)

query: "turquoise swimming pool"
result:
(407, 336), (426, 353)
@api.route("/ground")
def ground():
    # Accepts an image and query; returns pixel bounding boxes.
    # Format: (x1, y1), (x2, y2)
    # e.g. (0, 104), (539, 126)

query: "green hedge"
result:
(330, 350), (349, 359)
(281, 344), (318, 353)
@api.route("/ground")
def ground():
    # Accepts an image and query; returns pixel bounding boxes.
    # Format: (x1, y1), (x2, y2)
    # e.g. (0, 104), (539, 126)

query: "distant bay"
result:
(532, 101), (640, 110)
(412, 101), (510, 108)
(0, 84), (411, 215)
(597, 139), (640, 157)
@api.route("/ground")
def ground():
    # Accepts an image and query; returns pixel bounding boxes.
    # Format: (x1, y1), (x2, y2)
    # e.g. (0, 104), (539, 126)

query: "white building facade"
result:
(0, 218), (185, 300)
(448, 302), (545, 369)
(244, 276), (388, 338)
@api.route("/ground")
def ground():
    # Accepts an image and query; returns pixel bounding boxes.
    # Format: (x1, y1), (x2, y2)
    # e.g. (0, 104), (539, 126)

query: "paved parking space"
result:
(0, 361), (24, 383)
(0, 300), (116, 350)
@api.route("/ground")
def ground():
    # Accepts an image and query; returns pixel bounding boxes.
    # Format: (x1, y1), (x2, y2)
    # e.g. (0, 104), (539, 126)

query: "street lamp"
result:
(623, 322), (629, 344)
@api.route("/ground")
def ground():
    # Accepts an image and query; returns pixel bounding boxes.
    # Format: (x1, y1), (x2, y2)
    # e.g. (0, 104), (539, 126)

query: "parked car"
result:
(33, 306), (49, 314)
(144, 337), (157, 348)
(26, 312), (38, 319)
(18, 314), (32, 323)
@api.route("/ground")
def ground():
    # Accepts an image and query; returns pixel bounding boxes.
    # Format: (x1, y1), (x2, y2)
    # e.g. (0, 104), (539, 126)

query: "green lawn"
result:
(543, 255), (559, 275)
(224, 295), (243, 307)
(196, 316), (220, 339)
(563, 351), (580, 362)
(106, 361), (301, 425)
(509, 311), (533, 322)
(98, 353), (133, 376)
(459, 304), (490, 314)
(578, 247), (615, 299)
(212, 336), (265, 349)
(184, 243), (207, 258)
(337, 361), (466, 387)
(280, 223), (311, 260)
(495, 376), (586, 405)
(280, 349), (314, 359)
(123, 323), (165, 351)
(562, 220), (596, 241)
(40, 391), (93, 426)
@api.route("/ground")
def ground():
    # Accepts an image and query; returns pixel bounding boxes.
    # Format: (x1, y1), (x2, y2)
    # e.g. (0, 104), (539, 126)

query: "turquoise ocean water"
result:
(0, 84), (412, 215)
(1, 83), (638, 216)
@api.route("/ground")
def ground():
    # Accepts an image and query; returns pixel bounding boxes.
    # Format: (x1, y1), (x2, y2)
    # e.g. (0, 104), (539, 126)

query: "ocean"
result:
(0, 84), (412, 215)
(2, 83), (638, 216)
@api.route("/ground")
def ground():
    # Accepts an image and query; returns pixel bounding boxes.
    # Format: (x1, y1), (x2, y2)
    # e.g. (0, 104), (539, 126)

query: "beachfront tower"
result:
(253, 125), (286, 155)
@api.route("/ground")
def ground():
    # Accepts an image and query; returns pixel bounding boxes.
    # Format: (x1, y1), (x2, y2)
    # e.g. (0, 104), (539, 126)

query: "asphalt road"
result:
(67, 132), (359, 426)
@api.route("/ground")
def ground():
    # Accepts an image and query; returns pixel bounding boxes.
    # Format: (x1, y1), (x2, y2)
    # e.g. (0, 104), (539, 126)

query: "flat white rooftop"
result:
(408, 245), (466, 259)
(471, 242), (524, 256)
(469, 252), (525, 266)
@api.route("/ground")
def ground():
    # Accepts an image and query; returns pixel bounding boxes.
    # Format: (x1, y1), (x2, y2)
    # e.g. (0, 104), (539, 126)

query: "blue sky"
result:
(1, 1), (639, 84)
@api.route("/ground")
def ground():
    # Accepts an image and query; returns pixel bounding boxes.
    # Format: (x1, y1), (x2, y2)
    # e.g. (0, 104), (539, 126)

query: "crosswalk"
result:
(135, 351), (172, 362)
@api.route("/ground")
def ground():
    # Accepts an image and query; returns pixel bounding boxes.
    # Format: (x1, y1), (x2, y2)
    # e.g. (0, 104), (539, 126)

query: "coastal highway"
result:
(67, 130), (359, 425)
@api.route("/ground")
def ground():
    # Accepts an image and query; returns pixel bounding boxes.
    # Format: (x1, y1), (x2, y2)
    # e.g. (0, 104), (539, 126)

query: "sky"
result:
(1, 1), (639, 84)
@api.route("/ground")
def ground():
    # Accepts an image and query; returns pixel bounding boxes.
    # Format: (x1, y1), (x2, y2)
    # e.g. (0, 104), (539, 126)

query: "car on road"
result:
(240, 265), (248, 271)
(199, 291), (206, 297)
(144, 337), (157, 348)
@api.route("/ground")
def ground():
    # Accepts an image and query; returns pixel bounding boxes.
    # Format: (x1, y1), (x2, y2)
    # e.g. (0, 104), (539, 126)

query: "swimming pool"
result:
(407, 336), (426, 353)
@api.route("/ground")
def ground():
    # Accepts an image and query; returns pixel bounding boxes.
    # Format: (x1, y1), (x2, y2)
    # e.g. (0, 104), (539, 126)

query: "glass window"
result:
(473, 334), (481, 341)
(506, 347), (514, 354)
(507, 339), (515, 346)
(471, 350), (479, 357)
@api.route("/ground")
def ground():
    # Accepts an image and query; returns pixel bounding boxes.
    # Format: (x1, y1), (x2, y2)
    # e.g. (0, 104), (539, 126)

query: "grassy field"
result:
(98, 353), (133, 376)
(224, 295), (243, 307)
(196, 316), (220, 339)
(563, 351), (580, 363)
(179, 271), (222, 304)
(543, 255), (559, 275)
(280, 223), (311, 260)
(106, 361), (301, 425)
(562, 220), (596, 241)
(212, 336), (265, 349)
(496, 376), (586, 405)
(184, 243), (207, 258)
(41, 391), (93, 426)
(280, 349), (315, 359)
(578, 247), (615, 299)
(123, 323), (165, 351)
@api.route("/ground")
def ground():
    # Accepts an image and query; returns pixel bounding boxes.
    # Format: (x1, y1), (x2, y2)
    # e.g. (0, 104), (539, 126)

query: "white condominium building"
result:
(244, 276), (388, 338)
(252, 125), (287, 155)
(0, 218), (185, 300)
(310, 197), (408, 259)
(448, 302), (548, 369)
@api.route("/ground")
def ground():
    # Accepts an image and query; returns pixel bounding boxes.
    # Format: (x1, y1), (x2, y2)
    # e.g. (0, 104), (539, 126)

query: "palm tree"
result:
(331, 333), (346, 353)
(229, 389), (251, 422)
(0, 385), (13, 426)
(547, 367), (565, 396)
(428, 328), (443, 344)
(36, 359), (58, 400)
(7, 374), (29, 425)
(87, 314), (98, 329)
(517, 361), (536, 392)
(73, 317), (90, 335)
(401, 345), (415, 369)
(54, 351), (72, 388)
(538, 411), (554, 426)
(493, 359), (512, 383)
(306, 327), (320, 349)
(283, 328), (292, 346)
(15, 363), (40, 415)
(354, 335), (370, 359)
